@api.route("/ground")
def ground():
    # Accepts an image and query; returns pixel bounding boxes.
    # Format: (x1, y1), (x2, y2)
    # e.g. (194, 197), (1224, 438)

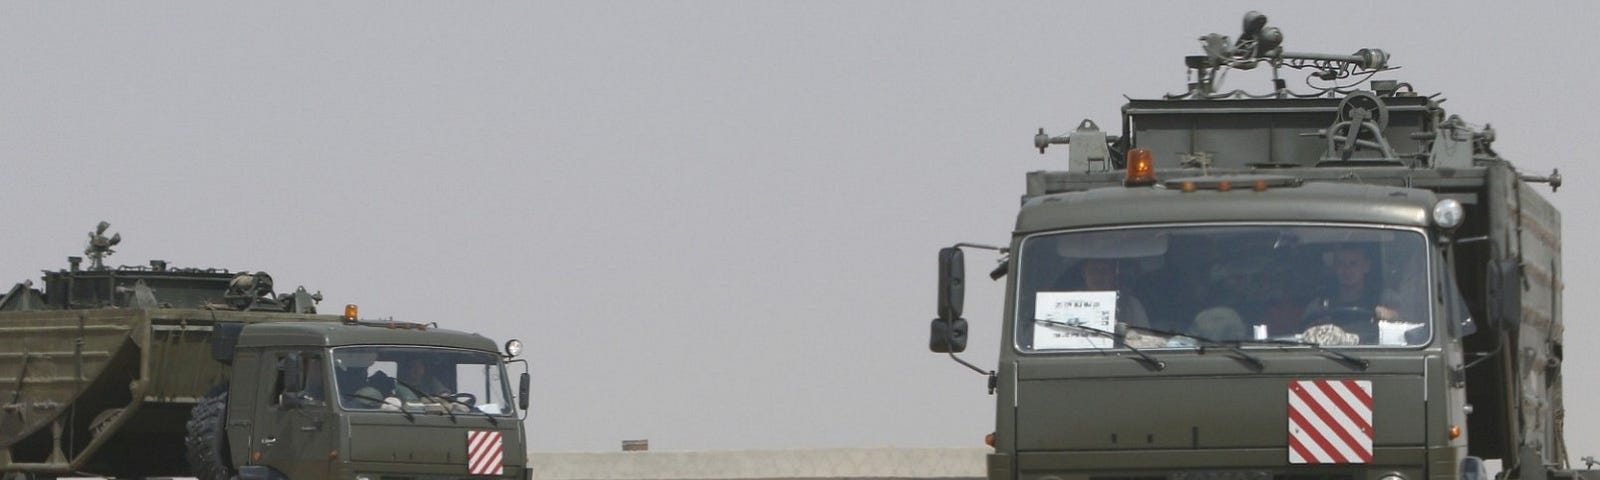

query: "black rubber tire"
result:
(185, 384), (235, 480)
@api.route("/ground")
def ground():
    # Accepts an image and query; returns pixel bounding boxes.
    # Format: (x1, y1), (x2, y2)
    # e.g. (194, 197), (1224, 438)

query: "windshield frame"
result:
(328, 344), (516, 416)
(1010, 222), (1435, 355)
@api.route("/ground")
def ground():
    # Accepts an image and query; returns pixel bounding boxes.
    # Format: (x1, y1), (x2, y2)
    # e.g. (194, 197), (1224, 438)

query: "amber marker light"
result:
(1124, 148), (1156, 187)
(342, 304), (359, 323)
(985, 432), (996, 447)
(1450, 425), (1461, 439)
(1181, 181), (1196, 193)
(1253, 179), (1269, 191)
(1216, 181), (1233, 192)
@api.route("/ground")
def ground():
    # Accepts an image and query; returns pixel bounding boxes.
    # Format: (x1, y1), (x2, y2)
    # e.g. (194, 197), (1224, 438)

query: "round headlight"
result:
(504, 339), (524, 357)
(1433, 199), (1464, 229)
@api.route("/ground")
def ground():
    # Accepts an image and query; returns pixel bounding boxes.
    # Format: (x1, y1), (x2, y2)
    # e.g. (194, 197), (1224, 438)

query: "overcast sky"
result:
(3, 1), (1598, 456)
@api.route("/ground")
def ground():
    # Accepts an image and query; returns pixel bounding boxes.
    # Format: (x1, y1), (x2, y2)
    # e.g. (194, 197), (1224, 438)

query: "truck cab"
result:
(984, 179), (1469, 480)
(930, 12), (1573, 480)
(216, 321), (530, 480)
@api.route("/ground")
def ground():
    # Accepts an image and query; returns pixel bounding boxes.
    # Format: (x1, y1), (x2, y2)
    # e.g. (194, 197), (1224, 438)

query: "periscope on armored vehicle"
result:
(0, 223), (533, 480)
(929, 12), (1581, 480)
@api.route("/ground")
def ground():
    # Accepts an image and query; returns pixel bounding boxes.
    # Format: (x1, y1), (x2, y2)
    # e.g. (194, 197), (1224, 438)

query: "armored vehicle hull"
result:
(0, 224), (530, 479)
(0, 309), (326, 476)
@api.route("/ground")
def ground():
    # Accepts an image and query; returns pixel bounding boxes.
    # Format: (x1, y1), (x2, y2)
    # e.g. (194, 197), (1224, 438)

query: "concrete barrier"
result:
(530, 447), (989, 480)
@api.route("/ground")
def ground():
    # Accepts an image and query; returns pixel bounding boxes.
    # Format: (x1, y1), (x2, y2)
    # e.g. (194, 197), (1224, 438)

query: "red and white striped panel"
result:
(1287, 379), (1372, 464)
(468, 430), (505, 476)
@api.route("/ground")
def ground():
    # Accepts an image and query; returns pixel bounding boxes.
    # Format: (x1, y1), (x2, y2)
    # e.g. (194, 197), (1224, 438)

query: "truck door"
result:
(253, 350), (338, 479)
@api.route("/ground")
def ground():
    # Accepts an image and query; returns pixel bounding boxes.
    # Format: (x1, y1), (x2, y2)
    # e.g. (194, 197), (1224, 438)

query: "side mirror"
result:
(929, 317), (969, 353)
(518, 372), (531, 411)
(1486, 259), (1522, 330)
(938, 247), (965, 321)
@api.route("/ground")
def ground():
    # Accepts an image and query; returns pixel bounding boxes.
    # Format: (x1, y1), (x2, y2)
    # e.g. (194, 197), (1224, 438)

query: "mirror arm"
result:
(947, 351), (997, 395)
(947, 351), (987, 376)
(955, 242), (1008, 254)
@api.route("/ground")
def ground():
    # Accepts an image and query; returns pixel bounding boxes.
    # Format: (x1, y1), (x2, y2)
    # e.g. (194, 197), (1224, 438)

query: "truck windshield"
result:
(1016, 224), (1430, 351)
(331, 346), (515, 416)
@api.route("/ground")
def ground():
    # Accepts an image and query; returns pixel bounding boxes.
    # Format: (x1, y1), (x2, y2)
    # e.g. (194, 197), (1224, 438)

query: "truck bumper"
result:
(994, 447), (1429, 480)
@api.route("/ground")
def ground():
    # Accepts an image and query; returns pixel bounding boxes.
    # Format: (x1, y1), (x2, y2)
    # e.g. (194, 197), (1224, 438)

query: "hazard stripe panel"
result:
(1287, 380), (1372, 464)
(468, 430), (506, 475)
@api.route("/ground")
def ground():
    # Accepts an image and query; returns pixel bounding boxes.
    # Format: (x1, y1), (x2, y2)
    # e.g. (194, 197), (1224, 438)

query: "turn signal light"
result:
(1125, 148), (1156, 187)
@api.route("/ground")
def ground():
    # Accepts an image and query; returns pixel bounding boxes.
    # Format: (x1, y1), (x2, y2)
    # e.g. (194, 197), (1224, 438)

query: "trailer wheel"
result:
(186, 384), (235, 480)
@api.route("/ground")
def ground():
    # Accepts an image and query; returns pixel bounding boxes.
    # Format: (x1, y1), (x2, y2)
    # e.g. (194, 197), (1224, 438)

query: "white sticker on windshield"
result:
(1033, 291), (1118, 350)
(1377, 320), (1426, 346)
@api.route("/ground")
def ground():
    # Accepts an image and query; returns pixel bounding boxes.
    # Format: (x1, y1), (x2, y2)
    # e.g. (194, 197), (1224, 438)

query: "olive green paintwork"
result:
(963, 13), (1567, 480)
(979, 166), (1562, 480)
(234, 321), (502, 352)
(225, 337), (526, 480)
(988, 180), (1468, 480)
(0, 298), (527, 478)
(1016, 180), (1435, 234)
(0, 308), (331, 476)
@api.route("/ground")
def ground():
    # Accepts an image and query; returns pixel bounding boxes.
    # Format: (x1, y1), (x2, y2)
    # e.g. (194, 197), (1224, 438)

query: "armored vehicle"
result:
(929, 12), (1586, 480)
(0, 223), (531, 479)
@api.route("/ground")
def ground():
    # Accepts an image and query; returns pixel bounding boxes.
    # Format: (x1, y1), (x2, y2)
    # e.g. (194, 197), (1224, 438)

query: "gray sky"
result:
(3, 1), (1598, 455)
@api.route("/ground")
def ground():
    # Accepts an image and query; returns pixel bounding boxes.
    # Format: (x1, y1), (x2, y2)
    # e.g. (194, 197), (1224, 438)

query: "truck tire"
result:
(185, 385), (235, 480)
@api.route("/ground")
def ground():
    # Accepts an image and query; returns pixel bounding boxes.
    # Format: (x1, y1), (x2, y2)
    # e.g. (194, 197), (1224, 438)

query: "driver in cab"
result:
(398, 358), (451, 400)
(1301, 246), (1409, 345)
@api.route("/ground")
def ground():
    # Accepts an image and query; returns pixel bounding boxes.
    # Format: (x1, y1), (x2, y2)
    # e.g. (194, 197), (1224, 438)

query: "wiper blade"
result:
(1124, 325), (1264, 371)
(1236, 338), (1369, 370)
(1035, 319), (1165, 371)
(395, 379), (456, 421)
(344, 392), (415, 421)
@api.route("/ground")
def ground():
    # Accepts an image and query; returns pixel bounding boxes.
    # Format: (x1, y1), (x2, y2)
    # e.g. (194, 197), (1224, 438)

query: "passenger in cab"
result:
(1075, 259), (1150, 329)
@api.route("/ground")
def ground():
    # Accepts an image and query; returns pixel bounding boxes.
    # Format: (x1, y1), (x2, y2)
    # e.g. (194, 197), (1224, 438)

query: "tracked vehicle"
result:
(930, 12), (1585, 480)
(0, 223), (531, 479)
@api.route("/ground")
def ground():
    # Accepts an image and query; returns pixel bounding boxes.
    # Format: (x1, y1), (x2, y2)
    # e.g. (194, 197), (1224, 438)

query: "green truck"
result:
(0, 223), (530, 479)
(930, 12), (1585, 480)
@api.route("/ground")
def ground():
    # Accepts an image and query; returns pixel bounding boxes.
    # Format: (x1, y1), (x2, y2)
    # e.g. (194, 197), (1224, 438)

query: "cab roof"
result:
(1016, 178), (1437, 234)
(235, 321), (499, 352)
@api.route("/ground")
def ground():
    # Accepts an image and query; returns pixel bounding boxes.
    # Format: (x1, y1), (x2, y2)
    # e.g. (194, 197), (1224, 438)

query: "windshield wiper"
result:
(344, 392), (414, 421)
(395, 379), (456, 421)
(394, 379), (502, 424)
(460, 400), (499, 425)
(1235, 338), (1369, 370)
(1034, 319), (1165, 371)
(1124, 325), (1264, 371)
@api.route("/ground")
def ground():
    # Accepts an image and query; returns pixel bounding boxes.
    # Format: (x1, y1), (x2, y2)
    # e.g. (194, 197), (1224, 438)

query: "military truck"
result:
(929, 12), (1587, 480)
(0, 223), (531, 479)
